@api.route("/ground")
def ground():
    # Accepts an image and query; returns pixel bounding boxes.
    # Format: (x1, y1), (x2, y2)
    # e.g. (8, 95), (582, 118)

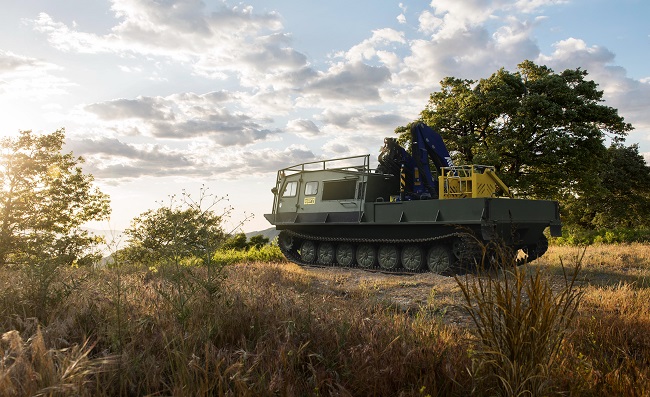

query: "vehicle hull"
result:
(265, 198), (560, 247)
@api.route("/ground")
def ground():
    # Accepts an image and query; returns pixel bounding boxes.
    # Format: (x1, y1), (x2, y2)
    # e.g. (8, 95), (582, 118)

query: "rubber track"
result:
(279, 229), (467, 275)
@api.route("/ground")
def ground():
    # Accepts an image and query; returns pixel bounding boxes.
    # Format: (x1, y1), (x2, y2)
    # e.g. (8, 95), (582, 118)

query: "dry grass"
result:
(0, 328), (114, 397)
(456, 253), (583, 396)
(542, 243), (650, 288)
(0, 262), (470, 396)
(547, 244), (650, 396)
(0, 243), (648, 396)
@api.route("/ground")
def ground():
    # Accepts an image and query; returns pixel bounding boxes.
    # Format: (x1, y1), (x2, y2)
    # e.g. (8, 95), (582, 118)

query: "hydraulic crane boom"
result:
(378, 122), (512, 200)
(377, 122), (454, 200)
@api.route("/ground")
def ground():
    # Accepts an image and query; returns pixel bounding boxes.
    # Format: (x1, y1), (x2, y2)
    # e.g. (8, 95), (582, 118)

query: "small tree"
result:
(123, 187), (234, 328)
(0, 129), (111, 267)
(249, 234), (270, 249)
(220, 233), (270, 251)
(123, 190), (228, 265)
(221, 232), (248, 251)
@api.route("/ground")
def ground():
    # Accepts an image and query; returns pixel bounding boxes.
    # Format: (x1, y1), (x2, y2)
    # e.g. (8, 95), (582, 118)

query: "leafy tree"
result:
(123, 190), (228, 264)
(122, 189), (231, 330)
(220, 233), (270, 251)
(0, 129), (110, 266)
(221, 232), (248, 251)
(414, 60), (632, 201)
(249, 234), (270, 249)
(563, 143), (650, 229)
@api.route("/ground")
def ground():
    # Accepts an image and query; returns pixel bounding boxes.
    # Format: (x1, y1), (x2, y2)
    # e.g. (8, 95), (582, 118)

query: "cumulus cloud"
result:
(538, 38), (616, 68)
(232, 145), (317, 173)
(83, 91), (280, 146)
(492, 17), (542, 64)
(318, 108), (408, 135)
(17, 0), (650, 184)
(390, 1), (561, 102)
(537, 38), (650, 143)
(67, 137), (196, 179)
(418, 11), (444, 35)
(344, 28), (406, 63)
(323, 140), (351, 154)
(29, 0), (564, 136)
(67, 135), (316, 180)
(304, 62), (391, 102)
(30, 1), (306, 89)
(0, 50), (73, 98)
(0, 50), (43, 71)
(86, 97), (174, 121)
(286, 119), (321, 138)
(513, 0), (569, 13)
(397, 2), (407, 23)
(425, 0), (566, 36)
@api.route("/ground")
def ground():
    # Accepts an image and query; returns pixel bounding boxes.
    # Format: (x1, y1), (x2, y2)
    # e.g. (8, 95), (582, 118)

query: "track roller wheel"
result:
(300, 240), (317, 263)
(335, 243), (355, 267)
(278, 231), (294, 252)
(378, 244), (400, 270)
(356, 244), (377, 268)
(451, 238), (464, 259)
(401, 244), (424, 271)
(427, 244), (455, 275)
(317, 242), (335, 265)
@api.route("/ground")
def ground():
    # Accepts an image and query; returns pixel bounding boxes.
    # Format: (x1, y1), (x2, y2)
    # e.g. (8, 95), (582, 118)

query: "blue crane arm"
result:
(377, 122), (454, 200)
(411, 122), (454, 172)
(409, 122), (455, 195)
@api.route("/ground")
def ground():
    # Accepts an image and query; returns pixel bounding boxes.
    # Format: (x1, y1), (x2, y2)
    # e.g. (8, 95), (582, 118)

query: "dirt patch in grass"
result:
(288, 243), (650, 329)
(288, 265), (472, 329)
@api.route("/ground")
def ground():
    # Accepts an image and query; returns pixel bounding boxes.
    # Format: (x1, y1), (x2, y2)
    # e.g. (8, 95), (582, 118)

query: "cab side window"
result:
(282, 181), (298, 197)
(322, 179), (356, 200)
(305, 181), (318, 196)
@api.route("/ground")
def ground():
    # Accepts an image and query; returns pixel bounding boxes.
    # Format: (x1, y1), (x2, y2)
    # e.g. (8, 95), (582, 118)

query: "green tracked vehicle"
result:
(264, 123), (561, 274)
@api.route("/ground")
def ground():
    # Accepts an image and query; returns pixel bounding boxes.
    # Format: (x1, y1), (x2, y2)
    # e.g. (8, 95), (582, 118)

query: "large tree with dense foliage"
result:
(562, 143), (650, 229)
(0, 129), (111, 266)
(410, 60), (632, 201)
(401, 60), (650, 229)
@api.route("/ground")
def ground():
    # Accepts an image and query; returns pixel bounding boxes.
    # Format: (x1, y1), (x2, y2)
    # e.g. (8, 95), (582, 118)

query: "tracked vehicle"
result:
(264, 123), (561, 274)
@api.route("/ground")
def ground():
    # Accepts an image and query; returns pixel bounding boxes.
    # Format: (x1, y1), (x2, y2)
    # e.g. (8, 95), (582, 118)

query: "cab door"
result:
(297, 181), (319, 213)
(277, 178), (300, 214)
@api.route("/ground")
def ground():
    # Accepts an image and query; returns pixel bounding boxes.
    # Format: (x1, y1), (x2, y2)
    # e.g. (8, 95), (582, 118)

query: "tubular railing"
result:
(281, 155), (371, 175)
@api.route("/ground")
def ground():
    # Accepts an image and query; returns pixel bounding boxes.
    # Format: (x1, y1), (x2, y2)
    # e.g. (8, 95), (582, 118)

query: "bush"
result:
(456, 248), (583, 396)
(553, 226), (650, 245)
(212, 244), (285, 266)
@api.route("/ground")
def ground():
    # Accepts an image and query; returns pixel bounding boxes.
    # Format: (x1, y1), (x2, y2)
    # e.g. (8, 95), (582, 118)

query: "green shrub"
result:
(212, 244), (285, 265)
(553, 226), (650, 245)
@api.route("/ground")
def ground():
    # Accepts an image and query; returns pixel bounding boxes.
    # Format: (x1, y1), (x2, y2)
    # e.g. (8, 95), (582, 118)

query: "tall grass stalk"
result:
(456, 247), (584, 396)
(0, 328), (114, 396)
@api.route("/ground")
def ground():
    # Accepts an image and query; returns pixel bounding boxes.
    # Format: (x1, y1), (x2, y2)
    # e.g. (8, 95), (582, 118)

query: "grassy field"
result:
(0, 244), (648, 396)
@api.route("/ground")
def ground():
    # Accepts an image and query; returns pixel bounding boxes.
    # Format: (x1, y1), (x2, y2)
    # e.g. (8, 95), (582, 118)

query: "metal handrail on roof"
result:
(281, 154), (371, 175)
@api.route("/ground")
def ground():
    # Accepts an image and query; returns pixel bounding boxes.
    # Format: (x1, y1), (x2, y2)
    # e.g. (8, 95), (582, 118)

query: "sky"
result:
(1, 0), (649, 235)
